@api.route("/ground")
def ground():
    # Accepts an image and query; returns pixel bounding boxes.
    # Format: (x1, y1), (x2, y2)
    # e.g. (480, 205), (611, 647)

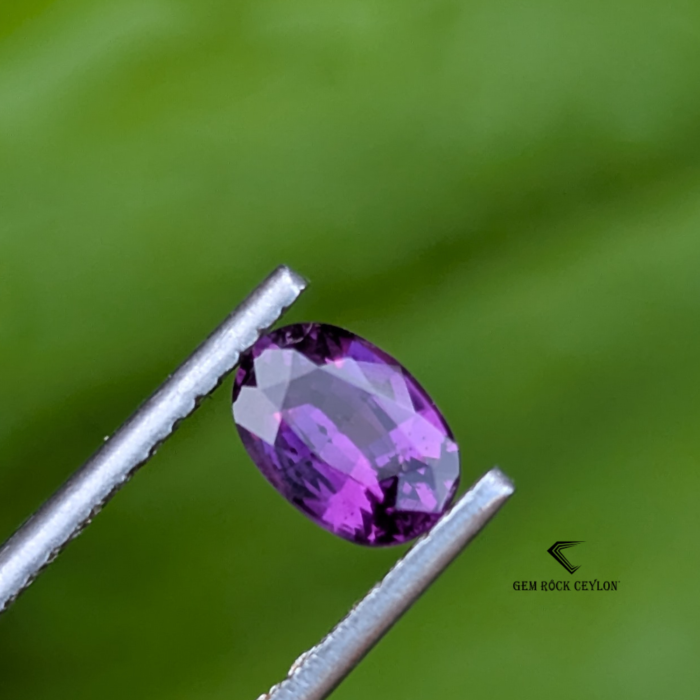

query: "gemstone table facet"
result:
(232, 323), (460, 546)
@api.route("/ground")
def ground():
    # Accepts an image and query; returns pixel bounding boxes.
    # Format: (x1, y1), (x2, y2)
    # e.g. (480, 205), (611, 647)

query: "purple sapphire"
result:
(232, 323), (460, 546)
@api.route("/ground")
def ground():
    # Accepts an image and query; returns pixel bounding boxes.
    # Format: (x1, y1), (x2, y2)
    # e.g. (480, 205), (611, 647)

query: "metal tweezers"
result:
(0, 266), (514, 700)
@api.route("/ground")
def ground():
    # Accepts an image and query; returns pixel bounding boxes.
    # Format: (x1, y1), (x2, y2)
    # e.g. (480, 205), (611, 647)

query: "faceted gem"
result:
(232, 323), (460, 546)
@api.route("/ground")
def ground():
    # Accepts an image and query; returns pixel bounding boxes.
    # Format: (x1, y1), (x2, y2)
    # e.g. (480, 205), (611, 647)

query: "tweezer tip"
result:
(274, 265), (309, 294)
(484, 466), (516, 497)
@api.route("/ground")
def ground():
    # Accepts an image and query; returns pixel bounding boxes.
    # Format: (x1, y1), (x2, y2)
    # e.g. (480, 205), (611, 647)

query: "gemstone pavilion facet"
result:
(232, 323), (460, 546)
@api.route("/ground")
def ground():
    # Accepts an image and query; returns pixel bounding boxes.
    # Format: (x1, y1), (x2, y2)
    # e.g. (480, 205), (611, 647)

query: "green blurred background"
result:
(1, 0), (699, 698)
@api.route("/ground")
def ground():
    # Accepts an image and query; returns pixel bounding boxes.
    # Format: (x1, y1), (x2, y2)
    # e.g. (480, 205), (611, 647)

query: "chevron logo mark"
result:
(547, 541), (584, 574)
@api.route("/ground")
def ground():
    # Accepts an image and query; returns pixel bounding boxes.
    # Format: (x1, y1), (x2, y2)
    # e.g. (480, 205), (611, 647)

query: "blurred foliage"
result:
(1, 0), (700, 698)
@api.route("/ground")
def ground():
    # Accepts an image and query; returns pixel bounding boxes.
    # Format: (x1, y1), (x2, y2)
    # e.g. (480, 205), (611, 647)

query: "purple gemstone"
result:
(232, 323), (460, 546)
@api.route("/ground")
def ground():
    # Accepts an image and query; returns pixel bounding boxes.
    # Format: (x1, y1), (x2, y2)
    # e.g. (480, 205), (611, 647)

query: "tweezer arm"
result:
(0, 265), (307, 614)
(263, 468), (514, 700)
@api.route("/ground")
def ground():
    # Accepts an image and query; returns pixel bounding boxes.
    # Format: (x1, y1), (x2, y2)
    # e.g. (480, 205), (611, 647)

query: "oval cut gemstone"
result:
(232, 323), (460, 546)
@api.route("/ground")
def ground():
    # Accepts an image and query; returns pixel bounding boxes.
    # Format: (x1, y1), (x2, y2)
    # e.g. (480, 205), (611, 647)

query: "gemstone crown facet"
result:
(232, 323), (460, 546)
